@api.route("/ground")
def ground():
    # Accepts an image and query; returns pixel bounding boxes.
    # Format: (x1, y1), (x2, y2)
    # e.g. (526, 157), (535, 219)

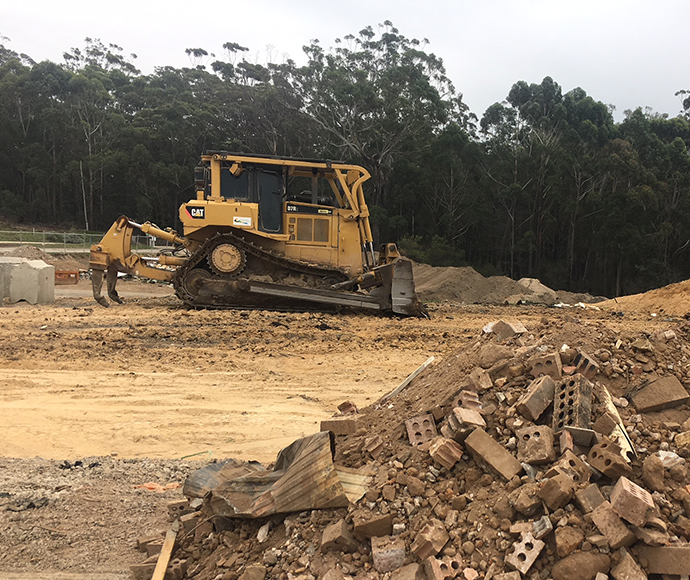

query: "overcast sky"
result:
(2, 0), (689, 121)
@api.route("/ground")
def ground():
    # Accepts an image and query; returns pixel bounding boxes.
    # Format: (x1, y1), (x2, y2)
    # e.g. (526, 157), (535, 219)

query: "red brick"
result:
(166, 499), (191, 520)
(371, 536), (406, 573)
(515, 375), (555, 421)
(588, 440), (632, 480)
(516, 424), (556, 465)
(631, 375), (690, 413)
(529, 353), (563, 379)
(410, 519), (449, 559)
(429, 437), (464, 470)
(590, 501), (635, 549)
(610, 476), (655, 528)
(573, 352), (600, 380)
(505, 532), (545, 575)
(464, 428), (522, 481)
(405, 413), (438, 447)
(545, 450), (591, 484)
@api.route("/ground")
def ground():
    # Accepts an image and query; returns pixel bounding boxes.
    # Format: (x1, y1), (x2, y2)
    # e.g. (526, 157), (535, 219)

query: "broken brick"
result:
(611, 549), (647, 580)
(493, 573), (521, 580)
(166, 499), (191, 520)
(410, 519), (449, 559)
(353, 512), (393, 540)
(371, 536), (406, 573)
(424, 555), (463, 580)
(321, 518), (358, 553)
(588, 439), (632, 480)
(445, 407), (486, 442)
(529, 353), (563, 380)
(337, 400), (358, 414)
(555, 526), (584, 558)
(364, 435), (384, 458)
(505, 532), (545, 575)
(320, 416), (361, 436)
(515, 375), (555, 421)
(573, 352), (600, 380)
(590, 501), (636, 549)
(610, 476), (655, 528)
(405, 413), (438, 447)
(538, 472), (576, 511)
(516, 424), (556, 465)
(631, 375), (690, 413)
(464, 428), (522, 481)
(593, 412), (619, 436)
(545, 449), (591, 484)
(429, 437), (464, 470)
(390, 563), (425, 580)
(576, 483), (606, 513)
(468, 367), (493, 392)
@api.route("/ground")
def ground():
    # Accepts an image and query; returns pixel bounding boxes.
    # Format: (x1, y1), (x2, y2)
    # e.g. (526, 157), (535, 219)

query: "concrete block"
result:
(390, 563), (425, 580)
(545, 449), (591, 484)
(576, 483), (606, 513)
(429, 437), (464, 470)
(638, 546), (690, 576)
(321, 518), (358, 552)
(574, 351), (600, 380)
(516, 424), (556, 465)
(516, 375), (555, 421)
(465, 428), (522, 481)
(610, 476), (655, 527)
(371, 535), (406, 573)
(405, 413), (438, 447)
(631, 375), (690, 412)
(353, 511), (392, 540)
(320, 416), (361, 435)
(529, 353), (562, 379)
(410, 518), (448, 559)
(0, 257), (54, 304)
(553, 374), (593, 438)
(590, 501), (635, 549)
(505, 532), (545, 575)
(611, 550), (647, 580)
(538, 472), (576, 510)
(588, 439), (632, 480)
(447, 407), (486, 442)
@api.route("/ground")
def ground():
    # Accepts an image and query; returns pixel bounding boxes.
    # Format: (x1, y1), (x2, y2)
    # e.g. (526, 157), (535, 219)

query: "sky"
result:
(2, 0), (689, 121)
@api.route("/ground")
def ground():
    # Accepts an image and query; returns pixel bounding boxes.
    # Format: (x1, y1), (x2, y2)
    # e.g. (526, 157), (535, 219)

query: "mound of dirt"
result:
(1, 245), (89, 271)
(3, 245), (52, 261)
(600, 279), (690, 317)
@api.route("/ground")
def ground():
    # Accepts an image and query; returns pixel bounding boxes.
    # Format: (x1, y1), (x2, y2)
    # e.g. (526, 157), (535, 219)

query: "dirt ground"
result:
(0, 248), (682, 578)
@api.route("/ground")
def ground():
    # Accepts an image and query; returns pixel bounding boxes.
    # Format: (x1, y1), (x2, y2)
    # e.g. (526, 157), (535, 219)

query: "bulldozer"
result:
(90, 152), (428, 317)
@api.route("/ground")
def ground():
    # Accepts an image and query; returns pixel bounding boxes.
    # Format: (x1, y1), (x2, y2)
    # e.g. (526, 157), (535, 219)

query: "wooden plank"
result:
(151, 520), (179, 580)
(380, 356), (435, 402)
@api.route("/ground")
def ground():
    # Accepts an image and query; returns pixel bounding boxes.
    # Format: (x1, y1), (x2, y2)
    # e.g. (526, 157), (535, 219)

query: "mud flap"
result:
(389, 259), (429, 318)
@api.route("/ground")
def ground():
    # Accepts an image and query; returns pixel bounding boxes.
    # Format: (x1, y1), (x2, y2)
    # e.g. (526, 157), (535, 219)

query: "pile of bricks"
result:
(155, 318), (690, 580)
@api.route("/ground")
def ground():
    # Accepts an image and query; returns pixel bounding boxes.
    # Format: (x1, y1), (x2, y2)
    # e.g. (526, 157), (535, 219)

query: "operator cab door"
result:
(257, 169), (283, 233)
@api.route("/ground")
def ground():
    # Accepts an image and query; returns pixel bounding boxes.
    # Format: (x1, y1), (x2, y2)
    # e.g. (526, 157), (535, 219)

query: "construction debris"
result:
(150, 316), (690, 580)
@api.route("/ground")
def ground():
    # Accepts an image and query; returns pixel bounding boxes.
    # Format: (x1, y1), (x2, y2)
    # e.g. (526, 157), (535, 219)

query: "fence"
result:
(0, 230), (169, 252)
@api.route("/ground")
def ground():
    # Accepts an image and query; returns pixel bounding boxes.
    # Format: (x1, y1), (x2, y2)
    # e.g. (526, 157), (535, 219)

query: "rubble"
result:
(160, 316), (690, 580)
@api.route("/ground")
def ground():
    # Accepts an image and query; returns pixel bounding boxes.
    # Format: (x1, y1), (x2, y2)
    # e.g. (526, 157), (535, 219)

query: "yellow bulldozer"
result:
(90, 152), (427, 317)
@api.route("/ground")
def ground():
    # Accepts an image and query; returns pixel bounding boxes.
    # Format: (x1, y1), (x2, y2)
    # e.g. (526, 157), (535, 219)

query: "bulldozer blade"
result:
(92, 269), (110, 308)
(106, 265), (124, 304)
(390, 259), (429, 318)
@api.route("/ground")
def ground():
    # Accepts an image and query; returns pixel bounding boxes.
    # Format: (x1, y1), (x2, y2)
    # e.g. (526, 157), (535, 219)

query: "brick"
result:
(638, 545), (690, 575)
(610, 476), (655, 527)
(337, 400), (358, 414)
(321, 518), (358, 553)
(576, 483), (606, 513)
(410, 518), (449, 559)
(594, 574), (609, 580)
(320, 416), (360, 435)
(516, 375), (555, 421)
(574, 352), (600, 380)
(464, 428), (522, 481)
(538, 473), (576, 510)
(516, 424), (556, 465)
(545, 449), (591, 484)
(593, 412), (619, 436)
(555, 526), (584, 557)
(590, 501), (635, 549)
(365, 435), (384, 458)
(390, 563), (425, 580)
(588, 439), (632, 480)
(675, 430), (690, 448)
(136, 534), (160, 552)
(611, 550), (647, 580)
(145, 539), (164, 557)
(130, 556), (158, 580)
(179, 511), (201, 535)
(424, 555), (464, 580)
(446, 407), (486, 442)
(371, 535), (406, 573)
(553, 374), (593, 438)
(529, 353), (563, 379)
(559, 428), (575, 453)
(166, 499), (191, 520)
(631, 375), (690, 412)
(382, 484), (396, 501)
(405, 413), (438, 447)
(353, 512), (392, 540)
(468, 367), (493, 392)
(493, 573), (521, 580)
(532, 515), (553, 540)
(167, 558), (188, 580)
(504, 532), (545, 575)
(429, 437), (464, 470)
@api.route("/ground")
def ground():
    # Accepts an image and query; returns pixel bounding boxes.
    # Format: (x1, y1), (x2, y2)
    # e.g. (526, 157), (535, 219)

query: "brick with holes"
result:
(529, 353), (563, 380)
(424, 555), (464, 580)
(405, 414), (438, 447)
(410, 519), (449, 560)
(552, 374), (593, 443)
(505, 532), (545, 575)
(516, 425), (556, 465)
(573, 352), (600, 380)
(588, 439), (632, 480)
(545, 449), (591, 484)
(610, 476), (655, 527)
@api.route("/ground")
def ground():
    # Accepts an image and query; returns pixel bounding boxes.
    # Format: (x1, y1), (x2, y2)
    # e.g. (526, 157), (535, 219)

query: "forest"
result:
(1, 23), (690, 298)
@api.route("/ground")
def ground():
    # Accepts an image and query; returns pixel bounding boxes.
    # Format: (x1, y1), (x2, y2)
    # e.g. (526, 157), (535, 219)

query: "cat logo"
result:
(187, 207), (205, 219)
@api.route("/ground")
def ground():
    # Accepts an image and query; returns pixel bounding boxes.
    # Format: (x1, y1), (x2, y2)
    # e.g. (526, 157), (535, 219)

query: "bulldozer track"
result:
(172, 231), (350, 307)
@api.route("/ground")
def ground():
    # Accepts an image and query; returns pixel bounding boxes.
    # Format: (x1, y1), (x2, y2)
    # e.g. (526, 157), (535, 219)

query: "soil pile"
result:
(600, 279), (690, 317)
(1, 244), (88, 271)
(165, 315), (690, 580)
